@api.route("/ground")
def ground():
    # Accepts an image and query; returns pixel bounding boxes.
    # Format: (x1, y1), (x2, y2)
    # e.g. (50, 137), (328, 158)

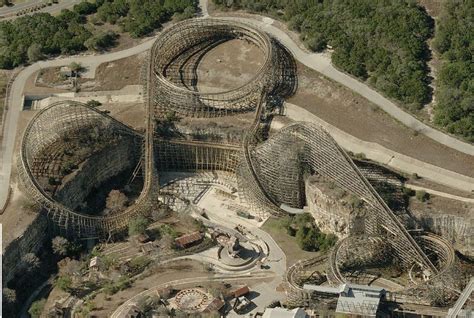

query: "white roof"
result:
(303, 283), (384, 295)
(262, 307), (307, 318)
(336, 284), (383, 317)
(303, 284), (342, 294)
(89, 256), (99, 267)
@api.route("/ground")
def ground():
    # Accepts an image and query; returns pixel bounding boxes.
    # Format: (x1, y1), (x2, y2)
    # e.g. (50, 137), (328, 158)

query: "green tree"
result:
(52, 236), (70, 256)
(3, 288), (16, 305)
(416, 190), (430, 202)
(28, 299), (46, 318)
(86, 99), (102, 108)
(69, 62), (83, 73)
(22, 253), (40, 272)
(84, 31), (117, 51)
(27, 43), (43, 63)
(55, 275), (73, 292)
(128, 215), (150, 236)
(432, 0), (474, 141)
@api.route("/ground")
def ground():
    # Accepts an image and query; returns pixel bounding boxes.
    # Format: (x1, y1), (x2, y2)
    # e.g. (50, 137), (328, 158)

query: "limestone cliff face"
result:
(305, 176), (366, 238)
(415, 213), (473, 257)
(2, 214), (48, 285)
(55, 138), (137, 211)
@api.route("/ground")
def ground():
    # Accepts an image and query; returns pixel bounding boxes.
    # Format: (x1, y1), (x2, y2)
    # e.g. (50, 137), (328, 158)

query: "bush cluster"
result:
(433, 1), (473, 141)
(0, 0), (196, 68)
(280, 214), (337, 252)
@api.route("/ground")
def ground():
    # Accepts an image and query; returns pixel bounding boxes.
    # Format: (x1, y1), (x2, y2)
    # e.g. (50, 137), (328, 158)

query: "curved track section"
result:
(287, 233), (455, 306)
(240, 122), (437, 274)
(151, 18), (277, 117)
(18, 101), (153, 238)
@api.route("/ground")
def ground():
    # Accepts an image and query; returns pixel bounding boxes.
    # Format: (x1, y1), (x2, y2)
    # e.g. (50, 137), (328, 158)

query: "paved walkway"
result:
(201, 0), (474, 157)
(405, 184), (474, 203)
(0, 0), (82, 20)
(1, 3), (473, 210)
(0, 36), (158, 210)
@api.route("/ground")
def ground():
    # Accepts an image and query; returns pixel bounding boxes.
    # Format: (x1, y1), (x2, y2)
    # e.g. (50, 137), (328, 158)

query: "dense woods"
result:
(0, 0), (196, 69)
(214, 0), (434, 111)
(433, 1), (473, 142)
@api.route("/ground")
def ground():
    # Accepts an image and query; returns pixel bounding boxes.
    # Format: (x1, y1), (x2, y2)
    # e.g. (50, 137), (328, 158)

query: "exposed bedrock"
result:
(2, 214), (48, 285)
(414, 213), (473, 258)
(55, 138), (139, 213)
(305, 176), (366, 239)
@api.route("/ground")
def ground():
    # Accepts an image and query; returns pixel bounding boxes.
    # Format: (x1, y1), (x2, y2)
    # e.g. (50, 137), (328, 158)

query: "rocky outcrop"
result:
(2, 213), (48, 285)
(55, 138), (137, 211)
(415, 213), (473, 258)
(305, 175), (366, 238)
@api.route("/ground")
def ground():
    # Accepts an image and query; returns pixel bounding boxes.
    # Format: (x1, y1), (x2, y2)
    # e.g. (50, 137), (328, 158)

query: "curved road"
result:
(199, 0), (473, 157)
(0, 0), (82, 20)
(1, 4), (473, 209)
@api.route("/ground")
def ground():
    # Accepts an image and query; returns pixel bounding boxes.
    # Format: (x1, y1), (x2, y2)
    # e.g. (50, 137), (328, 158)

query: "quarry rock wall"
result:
(415, 213), (473, 258)
(305, 179), (351, 238)
(55, 138), (138, 211)
(2, 213), (49, 285)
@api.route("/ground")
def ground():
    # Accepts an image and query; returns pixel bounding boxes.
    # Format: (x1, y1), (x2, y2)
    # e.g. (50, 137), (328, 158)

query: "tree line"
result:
(213, 0), (434, 110)
(0, 0), (196, 69)
(433, 0), (473, 142)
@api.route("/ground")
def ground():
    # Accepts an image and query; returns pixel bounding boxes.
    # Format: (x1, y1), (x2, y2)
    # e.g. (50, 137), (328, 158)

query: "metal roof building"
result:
(303, 283), (385, 317)
(262, 307), (307, 318)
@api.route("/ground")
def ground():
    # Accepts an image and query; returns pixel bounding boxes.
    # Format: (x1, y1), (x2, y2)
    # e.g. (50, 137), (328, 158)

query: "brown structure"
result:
(175, 231), (203, 249)
(17, 18), (452, 288)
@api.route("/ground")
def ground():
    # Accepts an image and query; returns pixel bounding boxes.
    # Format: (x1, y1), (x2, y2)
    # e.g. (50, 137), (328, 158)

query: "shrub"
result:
(22, 253), (40, 272)
(128, 256), (151, 275)
(416, 190), (430, 202)
(52, 236), (70, 256)
(128, 215), (150, 236)
(86, 99), (102, 108)
(55, 275), (73, 292)
(28, 299), (46, 318)
(402, 187), (415, 197)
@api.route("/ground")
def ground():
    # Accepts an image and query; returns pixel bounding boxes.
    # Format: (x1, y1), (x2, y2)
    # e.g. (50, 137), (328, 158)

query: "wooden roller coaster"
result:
(18, 19), (454, 288)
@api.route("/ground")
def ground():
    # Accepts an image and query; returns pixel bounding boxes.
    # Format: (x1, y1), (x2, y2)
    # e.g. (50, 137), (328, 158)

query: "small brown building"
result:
(174, 231), (203, 249)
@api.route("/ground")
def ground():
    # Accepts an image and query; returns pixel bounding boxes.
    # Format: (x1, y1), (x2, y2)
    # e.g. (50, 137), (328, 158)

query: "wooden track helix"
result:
(16, 18), (453, 290)
(286, 232), (456, 305)
(151, 18), (278, 118)
(239, 121), (438, 274)
(17, 101), (157, 238)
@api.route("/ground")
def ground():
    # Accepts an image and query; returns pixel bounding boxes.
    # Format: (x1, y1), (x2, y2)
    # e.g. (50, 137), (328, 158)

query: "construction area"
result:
(7, 18), (472, 317)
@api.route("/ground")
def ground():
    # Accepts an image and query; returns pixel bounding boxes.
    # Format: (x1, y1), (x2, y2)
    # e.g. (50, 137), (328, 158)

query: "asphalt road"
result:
(1, 2), (473, 210)
(0, 38), (157, 210)
(0, 0), (82, 19)
(283, 102), (474, 192)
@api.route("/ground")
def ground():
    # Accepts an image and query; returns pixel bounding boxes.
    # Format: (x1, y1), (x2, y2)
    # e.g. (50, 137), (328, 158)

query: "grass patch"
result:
(262, 217), (320, 266)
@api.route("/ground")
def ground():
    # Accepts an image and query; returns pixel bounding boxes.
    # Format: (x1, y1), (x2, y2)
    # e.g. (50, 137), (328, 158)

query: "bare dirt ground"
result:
(409, 194), (473, 218)
(34, 53), (146, 93)
(100, 102), (146, 131)
(409, 177), (474, 199)
(196, 38), (265, 93)
(81, 52), (146, 91)
(417, 0), (443, 18)
(24, 70), (69, 95)
(417, 0), (444, 122)
(0, 110), (38, 248)
(290, 61), (474, 178)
